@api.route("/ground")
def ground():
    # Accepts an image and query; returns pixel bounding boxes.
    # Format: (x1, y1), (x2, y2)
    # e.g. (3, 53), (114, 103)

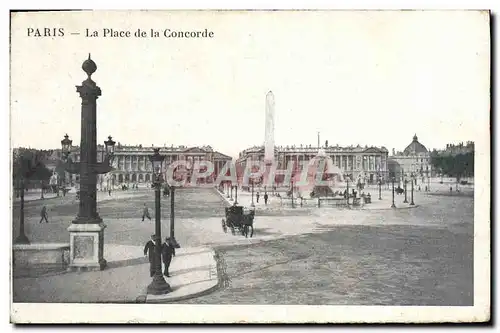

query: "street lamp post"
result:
(291, 179), (295, 208)
(391, 177), (396, 208)
(234, 185), (238, 205)
(378, 178), (382, 200)
(15, 177), (29, 244)
(250, 179), (255, 207)
(170, 185), (176, 244)
(14, 150), (51, 244)
(427, 169), (430, 191)
(403, 178), (408, 203)
(147, 148), (172, 295)
(346, 174), (350, 206)
(226, 182), (230, 198)
(230, 185), (233, 201)
(62, 55), (117, 271)
(410, 173), (415, 206)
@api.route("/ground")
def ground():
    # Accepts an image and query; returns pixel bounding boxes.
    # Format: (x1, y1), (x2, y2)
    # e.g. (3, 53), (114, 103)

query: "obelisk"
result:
(264, 91), (275, 165)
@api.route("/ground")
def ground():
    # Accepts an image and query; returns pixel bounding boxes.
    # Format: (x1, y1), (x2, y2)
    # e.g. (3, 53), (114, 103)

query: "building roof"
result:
(403, 134), (428, 155)
(238, 144), (389, 158)
(213, 151), (232, 160)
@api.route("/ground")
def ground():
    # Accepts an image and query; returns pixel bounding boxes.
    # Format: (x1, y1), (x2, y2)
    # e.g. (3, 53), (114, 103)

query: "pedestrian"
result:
(39, 205), (49, 223)
(144, 235), (157, 277)
(142, 203), (152, 221)
(264, 193), (269, 205)
(256, 192), (260, 203)
(161, 237), (176, 277)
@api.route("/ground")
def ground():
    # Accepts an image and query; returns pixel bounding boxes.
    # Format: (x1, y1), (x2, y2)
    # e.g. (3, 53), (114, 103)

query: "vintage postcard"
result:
(9, 10), (490, 323)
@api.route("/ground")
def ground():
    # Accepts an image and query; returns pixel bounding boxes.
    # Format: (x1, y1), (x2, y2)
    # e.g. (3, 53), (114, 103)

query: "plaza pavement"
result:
(177, 185), (469, 251)
(12, 188), (222, 303)
(13, 244), (219, 303)
(12, 183), (474, 304)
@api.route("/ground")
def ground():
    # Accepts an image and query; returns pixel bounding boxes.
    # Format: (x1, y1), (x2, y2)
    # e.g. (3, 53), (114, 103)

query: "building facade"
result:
(20, 144), (232, 188)
(236, 143), (390, 185)
(440, 141), (475, 155)
(388, 134), (432, 182)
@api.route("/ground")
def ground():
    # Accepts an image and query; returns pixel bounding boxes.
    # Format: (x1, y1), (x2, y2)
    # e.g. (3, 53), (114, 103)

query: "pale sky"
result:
(10, 10), (490, 159)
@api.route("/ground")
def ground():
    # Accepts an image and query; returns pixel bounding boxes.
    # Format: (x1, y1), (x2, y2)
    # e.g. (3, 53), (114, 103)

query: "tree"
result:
(12, 149), (53, 184)
(430, 150), (474, 183)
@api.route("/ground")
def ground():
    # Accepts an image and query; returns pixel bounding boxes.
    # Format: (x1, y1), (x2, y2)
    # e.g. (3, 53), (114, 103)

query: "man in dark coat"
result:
(264, 193), (269, 205)
(161, 237), (176, 277)
(39, 205), (49, 223)
(144, 235), (157, 277)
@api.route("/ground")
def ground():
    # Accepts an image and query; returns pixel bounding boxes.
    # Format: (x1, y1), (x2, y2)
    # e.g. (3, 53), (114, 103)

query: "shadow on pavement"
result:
(176, 249), (212, 257)
(13, 265), (68, 278)
(14, 256), (150, 278)
(252, 227), (280, 237)
(106, 256), (149, 269)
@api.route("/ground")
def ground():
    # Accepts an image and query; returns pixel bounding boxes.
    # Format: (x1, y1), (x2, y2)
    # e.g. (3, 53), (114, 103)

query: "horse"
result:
(241, 210), (255, 238)
(222, 207), (255, 238)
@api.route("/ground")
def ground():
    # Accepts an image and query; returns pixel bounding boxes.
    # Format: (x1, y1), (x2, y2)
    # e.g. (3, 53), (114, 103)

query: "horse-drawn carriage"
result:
(221, 205), (255, 238)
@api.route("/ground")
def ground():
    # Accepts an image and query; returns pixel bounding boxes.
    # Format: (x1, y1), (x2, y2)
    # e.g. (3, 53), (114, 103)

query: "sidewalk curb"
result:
(137, 248), (221, 303)
(214, 188), (232, 207)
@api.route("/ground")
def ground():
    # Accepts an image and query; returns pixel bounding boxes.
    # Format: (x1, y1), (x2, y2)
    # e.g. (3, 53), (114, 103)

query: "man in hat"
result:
(162, 237), (176, 277)
(144, 235), (157, 277)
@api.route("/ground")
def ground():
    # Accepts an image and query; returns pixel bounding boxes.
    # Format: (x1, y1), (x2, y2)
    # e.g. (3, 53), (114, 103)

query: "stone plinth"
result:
(13, 243), (70, 268)
(67, 222), (107, 272)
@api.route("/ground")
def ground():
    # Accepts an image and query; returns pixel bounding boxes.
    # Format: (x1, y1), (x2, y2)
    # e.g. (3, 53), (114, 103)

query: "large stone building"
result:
(17, 144), (232, 187)
(236, 142), (390, 185)
(389, 134), (432, 181)
(439, 141), (475, 156)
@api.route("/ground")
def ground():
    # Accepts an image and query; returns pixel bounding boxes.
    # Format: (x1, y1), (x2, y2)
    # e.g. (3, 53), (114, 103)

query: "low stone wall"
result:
(13, 243), (70, 268)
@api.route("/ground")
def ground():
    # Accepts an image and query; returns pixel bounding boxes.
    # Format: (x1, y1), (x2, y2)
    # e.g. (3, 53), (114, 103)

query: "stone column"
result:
(67, 55), (107, 271)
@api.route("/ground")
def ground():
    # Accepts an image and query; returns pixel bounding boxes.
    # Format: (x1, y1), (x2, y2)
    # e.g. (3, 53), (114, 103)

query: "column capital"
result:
(76, 79), (102, 100)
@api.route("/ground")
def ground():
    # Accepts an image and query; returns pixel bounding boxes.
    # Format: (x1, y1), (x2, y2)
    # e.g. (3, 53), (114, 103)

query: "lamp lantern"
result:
(150, 148), (165, 183)
(61, 134), (72, 158)
(104, 135), (116, 156)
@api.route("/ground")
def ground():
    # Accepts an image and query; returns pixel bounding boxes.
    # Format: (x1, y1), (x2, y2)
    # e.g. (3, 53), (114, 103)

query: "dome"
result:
(403, 134), (428, 155)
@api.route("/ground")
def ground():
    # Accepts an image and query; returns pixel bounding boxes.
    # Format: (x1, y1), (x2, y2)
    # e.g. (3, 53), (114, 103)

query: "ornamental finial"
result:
(82, 53), (97, 78)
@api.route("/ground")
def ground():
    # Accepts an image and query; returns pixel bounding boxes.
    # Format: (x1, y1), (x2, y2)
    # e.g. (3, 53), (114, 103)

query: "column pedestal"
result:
(67, 222), (107, 272)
